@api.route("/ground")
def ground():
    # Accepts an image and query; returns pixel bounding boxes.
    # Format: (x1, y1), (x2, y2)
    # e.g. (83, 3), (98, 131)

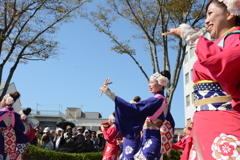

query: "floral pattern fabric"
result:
(212, 133), (240, 160)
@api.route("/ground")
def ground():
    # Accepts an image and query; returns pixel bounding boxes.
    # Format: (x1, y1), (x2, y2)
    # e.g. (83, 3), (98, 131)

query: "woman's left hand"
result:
(169, 27), (182, 36)
(100, 125), (104, 131)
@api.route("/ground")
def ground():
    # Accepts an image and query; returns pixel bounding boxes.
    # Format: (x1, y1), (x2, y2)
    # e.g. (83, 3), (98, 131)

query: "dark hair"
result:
(133, 96), (141, 102)
(160, 70), (171, 81)
(206, 0), (240, 26)
(112, 111), (115, 117)
(9, 91), (20, 102)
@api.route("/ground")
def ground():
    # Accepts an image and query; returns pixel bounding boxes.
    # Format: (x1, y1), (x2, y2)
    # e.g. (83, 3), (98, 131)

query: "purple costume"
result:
(115, 91), (174, 159)
(0, 107), (30, 160)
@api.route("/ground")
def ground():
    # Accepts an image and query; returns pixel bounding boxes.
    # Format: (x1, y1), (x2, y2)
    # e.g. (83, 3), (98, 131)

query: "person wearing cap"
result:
(96, 130), (105, 152)
(77, 127), (82, 134)
(76, 133), (84, 143)
(0, 91), (30, 160)
(54, 128), (65, 149)
(63, 125), (72, 139)
(19, 107), (35, 142)
(38, 127), (50, 148)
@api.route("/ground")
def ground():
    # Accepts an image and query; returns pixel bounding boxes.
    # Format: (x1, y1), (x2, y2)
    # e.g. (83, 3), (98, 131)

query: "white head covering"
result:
(109, 114), (115, 123)
(43, 127), (50, 133)
(150, 72), (169, 87)
(56, 128), (63, 132)
(4, 94), (14, 105)
(218, 0), (240, 16)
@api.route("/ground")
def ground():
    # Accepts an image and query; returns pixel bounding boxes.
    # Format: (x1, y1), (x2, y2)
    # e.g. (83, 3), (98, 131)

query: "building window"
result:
(192, 92), (195, 104)
(190, 47), (195, 58)
(190, 69), (193, 81)
(185, 51), (188, 63)
(185, 72), (189, 84)
(186, 95), (190, 107)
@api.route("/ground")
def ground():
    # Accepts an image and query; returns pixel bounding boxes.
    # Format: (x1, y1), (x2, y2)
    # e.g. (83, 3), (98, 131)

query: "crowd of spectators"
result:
(30, 125), (106, 153)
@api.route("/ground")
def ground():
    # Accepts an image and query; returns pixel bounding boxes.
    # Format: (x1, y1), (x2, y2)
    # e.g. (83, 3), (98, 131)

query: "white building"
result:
(30, 107), (108, 132)
(183, 32), (211, 122)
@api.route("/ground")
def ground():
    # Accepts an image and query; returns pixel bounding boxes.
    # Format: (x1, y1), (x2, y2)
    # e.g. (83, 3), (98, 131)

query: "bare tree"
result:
(0, 0), (92, 99)
(83, 0), (207, 108)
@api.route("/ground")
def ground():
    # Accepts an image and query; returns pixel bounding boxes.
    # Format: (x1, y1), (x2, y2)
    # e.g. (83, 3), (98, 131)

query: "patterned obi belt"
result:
(143, 118), (163, 130)
(193, 82), (233, 111)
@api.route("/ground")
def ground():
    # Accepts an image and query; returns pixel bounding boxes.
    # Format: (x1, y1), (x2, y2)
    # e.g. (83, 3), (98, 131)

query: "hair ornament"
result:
(4, 94), (14, 105)
(218, 0), (240, 15)
(151, 72), (169, 87)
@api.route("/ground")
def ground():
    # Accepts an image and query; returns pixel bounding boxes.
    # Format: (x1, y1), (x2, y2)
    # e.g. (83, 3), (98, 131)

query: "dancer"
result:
(100, 70), (175, 160)
(169, 0), (240, 159)
(0, 92), (30, 160)
(101, 112), (122, 160)
(172, 120), (193, 152)
(19, 108), (35, 142)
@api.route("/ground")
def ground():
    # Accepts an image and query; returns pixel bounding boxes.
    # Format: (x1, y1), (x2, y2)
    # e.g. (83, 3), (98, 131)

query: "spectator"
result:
(83, 130), (90, 139)
(31, 128), (41, 146)
(91, 131), (98, 151)
(76, 127), (83, 134)
(55, 128), (65, 149)
(96, 130), (106, 152)
(65, 131), (74, 143)
(64, 125), (72, 138)
(39, 127), (50, 148)
(49, 130), (55, 149)
(43, 135), (54, 150)
(76, 133), (84, 143)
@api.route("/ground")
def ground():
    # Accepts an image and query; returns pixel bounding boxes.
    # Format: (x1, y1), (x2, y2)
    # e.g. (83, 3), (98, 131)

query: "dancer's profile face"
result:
(148, 78), (162, 94)
(1, 98), (6, 108)
(205, 2), (230, 39)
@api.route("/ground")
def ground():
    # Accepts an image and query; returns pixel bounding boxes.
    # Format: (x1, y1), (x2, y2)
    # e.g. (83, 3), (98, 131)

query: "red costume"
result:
(172, 120), (192, 152)
(193, 26), (240, 111)
(102, 124), (122, 160)
(21, 119), (35, 142)
(181, 27), (240, 160)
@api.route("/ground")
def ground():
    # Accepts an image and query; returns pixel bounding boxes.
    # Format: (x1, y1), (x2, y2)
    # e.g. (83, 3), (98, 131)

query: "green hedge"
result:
(163, 149), (182, 160)
(24, 145), (181, 160)
(23, 145), (103, 160)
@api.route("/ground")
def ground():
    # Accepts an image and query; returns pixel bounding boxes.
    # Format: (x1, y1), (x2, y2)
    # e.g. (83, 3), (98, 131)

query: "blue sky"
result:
(6, 2), (185, 128)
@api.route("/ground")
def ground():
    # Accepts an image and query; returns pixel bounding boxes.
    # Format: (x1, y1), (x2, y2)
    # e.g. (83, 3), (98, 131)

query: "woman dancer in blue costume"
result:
(0, 92), (30, 160)
(100, 70), (175, 160)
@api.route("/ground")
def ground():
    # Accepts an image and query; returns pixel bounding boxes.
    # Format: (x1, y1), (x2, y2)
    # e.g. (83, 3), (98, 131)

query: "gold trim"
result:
(143, 123), (162, 128)
(194, 95), (232, 106)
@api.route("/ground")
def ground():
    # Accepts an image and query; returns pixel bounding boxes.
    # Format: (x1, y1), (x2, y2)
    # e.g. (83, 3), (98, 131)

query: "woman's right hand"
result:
(99, 86), (110, 93)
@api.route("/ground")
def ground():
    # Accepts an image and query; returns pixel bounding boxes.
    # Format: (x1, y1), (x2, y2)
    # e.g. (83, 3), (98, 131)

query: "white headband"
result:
(218, 0), (240, 16)
(109, 114), (115, 123)
(150, 72), (169, 87)
(4, 94), (14, 105)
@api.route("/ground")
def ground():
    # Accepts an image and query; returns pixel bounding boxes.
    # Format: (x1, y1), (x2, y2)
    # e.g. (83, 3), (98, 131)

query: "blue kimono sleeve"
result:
(114, 96), (164, 139)
(14, 113), (30, 143)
